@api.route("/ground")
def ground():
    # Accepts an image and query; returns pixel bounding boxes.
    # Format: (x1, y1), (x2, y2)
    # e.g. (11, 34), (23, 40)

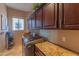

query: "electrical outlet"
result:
(62, 36), (66, 42)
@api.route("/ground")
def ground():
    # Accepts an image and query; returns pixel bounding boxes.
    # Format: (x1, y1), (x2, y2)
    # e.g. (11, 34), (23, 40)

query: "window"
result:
(12, 17), (24, 31)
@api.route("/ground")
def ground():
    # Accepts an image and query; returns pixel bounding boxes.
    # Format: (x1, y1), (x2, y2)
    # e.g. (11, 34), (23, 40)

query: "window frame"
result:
(12, 17), (24, 31)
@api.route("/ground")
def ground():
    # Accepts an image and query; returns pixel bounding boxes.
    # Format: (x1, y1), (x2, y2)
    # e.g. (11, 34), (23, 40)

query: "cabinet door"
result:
(43, 3), (58, 29)
(31, 13), (36, 29)
(35, 46), (45, 56)
(28, 17), (32, 31)
(60, 3), (79, 29)
(35, 8), (43, 29)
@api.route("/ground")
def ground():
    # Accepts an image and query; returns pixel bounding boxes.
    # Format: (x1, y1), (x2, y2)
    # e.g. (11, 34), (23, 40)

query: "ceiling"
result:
(6, 3), (33, 12)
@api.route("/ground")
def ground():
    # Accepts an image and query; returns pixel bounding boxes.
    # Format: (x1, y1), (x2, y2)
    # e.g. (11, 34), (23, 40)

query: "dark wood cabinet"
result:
(35, 8), (43, 29)
(27, 3), (58, 30)
(43, 3), (58, 29)
(28, 17), (32, 31)
(28, 13), (36, 31)
(28, 3), (79, 30)
(59, 3), (79, 29)
(35, 46), (45, 56)
(31, 13), (36, 29)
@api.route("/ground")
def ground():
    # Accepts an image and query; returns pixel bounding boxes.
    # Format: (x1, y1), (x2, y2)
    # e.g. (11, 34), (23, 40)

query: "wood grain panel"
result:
(61, 3), (79, 29)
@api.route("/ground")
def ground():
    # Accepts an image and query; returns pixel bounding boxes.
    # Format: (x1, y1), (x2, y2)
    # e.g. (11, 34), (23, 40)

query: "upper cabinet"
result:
(31, 13), (36, 29)
(27, 17), (32, 31)
(28, 3), (79, 30)
(27, 3), (58, 30)
(43, 4), (58, 29)
(35, 8), (43, 29)
(59, 3), (79, 29)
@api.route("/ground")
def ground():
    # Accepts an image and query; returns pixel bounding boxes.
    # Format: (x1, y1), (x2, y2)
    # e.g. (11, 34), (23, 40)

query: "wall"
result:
(0, 4), (7, 16)
(58, 30), (79, 53)
(0, 3), (7, 51)
(40, 30), (79, 53)
(7, 7), (30, 46)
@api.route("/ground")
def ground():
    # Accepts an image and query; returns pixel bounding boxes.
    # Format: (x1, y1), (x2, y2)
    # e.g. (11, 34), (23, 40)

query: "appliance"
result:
(6, 32), (14, 49)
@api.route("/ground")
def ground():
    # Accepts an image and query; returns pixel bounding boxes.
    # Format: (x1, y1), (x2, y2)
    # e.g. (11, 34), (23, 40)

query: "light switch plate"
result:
(62, 36), (66, 42)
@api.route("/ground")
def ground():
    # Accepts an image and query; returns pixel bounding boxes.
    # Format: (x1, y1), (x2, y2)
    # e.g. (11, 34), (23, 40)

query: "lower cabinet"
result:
(35, 46), (45, 56)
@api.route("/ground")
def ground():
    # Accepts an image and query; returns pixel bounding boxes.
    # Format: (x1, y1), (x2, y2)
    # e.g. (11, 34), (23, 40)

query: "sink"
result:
(25, 38), (47, 47)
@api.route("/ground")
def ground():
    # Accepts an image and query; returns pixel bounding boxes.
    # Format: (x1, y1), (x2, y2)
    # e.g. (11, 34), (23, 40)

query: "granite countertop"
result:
(35, 41), (79, 56)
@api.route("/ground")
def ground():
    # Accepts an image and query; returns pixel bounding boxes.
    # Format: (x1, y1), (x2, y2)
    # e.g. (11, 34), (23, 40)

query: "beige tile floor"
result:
(0, 45), (23, 56)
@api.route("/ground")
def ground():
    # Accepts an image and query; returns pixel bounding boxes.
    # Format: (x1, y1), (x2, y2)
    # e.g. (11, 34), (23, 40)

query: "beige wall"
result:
(40, 30), (79, 53)
(58, 30), (79, 53)
(0, 4), (7, 51)
(0, 4), (7, 16)
(7, 7), (30, 46)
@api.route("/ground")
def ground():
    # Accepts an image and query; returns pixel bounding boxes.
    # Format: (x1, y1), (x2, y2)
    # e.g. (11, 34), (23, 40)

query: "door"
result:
(35, 8), (43, 29)
(60, 3), (79, 29)
(0, 14), (2, 32)
(43, 3), (58, 29)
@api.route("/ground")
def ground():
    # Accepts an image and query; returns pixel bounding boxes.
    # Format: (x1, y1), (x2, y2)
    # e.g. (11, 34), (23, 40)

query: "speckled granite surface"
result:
(35, 41), (79, 56)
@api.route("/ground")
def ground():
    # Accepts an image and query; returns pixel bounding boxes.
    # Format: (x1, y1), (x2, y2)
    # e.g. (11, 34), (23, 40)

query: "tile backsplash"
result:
(39, 30), (79, 53)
